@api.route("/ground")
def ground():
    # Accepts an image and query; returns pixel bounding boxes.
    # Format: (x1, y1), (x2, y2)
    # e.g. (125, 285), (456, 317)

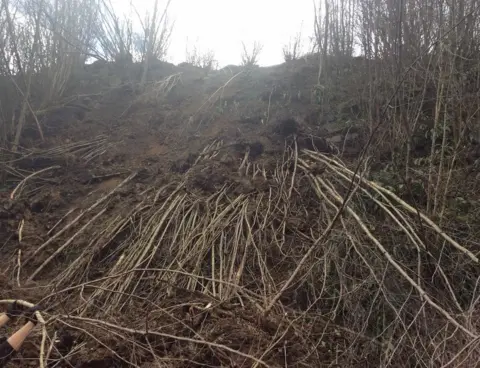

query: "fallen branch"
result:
(24, 172), (136, 266)
(57, 315), (269, 367)
(263, 157), (364, 316)
(312, 174), (478, 339)
(303, 150), (479, 263)
(28, 208), (107, 281)
(10, 166), (60, 200)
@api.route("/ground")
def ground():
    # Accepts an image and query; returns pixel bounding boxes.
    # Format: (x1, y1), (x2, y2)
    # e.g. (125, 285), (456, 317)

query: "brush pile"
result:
(2, 134), (478, 367)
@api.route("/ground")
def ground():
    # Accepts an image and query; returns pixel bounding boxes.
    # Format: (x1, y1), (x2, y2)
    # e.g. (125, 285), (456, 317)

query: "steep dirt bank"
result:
(1, 57), (479, 367)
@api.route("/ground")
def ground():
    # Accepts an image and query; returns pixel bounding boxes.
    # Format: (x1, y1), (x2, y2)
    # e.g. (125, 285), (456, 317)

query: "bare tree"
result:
(240, 41), (263, 67)
(185, 44), (218, 72)
(96, 0), (134, 62)
(0, 0), (174, 149)
(1, 0), (102, 150)
(283, 26), (304, 61)
(304, 0), (480, 365)
(140, 0), (173, 85)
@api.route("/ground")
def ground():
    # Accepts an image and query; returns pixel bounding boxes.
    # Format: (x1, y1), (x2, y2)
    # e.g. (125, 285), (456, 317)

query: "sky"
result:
(116, 0), (315, 67)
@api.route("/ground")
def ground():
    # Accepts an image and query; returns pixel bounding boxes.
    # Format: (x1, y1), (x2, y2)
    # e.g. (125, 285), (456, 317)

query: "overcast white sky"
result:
(116, 0), (314, 66)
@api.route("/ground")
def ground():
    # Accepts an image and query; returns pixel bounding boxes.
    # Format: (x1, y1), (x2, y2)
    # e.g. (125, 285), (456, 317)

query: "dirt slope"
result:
(1, 58), (478, 367)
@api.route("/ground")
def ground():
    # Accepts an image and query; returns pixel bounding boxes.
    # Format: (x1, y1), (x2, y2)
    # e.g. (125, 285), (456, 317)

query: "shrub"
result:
(240, 41), (263, 67)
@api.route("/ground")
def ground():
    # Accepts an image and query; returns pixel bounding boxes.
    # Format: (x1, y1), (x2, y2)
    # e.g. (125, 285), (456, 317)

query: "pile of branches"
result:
(4, 141), (480, 367)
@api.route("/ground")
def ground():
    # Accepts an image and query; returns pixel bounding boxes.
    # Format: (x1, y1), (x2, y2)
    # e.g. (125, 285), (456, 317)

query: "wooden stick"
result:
(16, 250), (22, 287)
(57, 315), (269, 367)
(303, 150), (479, 263)
(47, 208), (77, 236)
(28, 208), (107, 281)
(10, 166), (60, 200)
(24, 173), (136, 266)
(314, 176), (478, 339)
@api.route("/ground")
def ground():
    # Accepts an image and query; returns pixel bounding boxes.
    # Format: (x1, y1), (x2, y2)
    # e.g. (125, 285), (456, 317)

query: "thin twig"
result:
(24, 172), (136, 266)
(10, 166), (60, 200)
(57, 315), (269, 367)
(29, 208), (107, 281)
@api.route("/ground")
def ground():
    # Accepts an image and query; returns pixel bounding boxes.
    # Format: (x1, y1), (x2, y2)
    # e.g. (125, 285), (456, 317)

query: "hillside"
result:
(0, 56), (479, 368)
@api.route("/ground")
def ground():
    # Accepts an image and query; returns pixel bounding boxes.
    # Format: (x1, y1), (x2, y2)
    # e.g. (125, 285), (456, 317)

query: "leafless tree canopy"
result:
(241, 41), (263, 67)
(0, 0), (172, 148)
(185, 45), (219, 72)
(313, 0), (480, 211)
(308, 0), (480, 365)
(283, 27), (304, 61)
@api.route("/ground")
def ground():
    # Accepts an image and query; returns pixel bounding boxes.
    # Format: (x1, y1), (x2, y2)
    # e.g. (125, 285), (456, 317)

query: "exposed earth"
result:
(0, 56), (479, 367)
